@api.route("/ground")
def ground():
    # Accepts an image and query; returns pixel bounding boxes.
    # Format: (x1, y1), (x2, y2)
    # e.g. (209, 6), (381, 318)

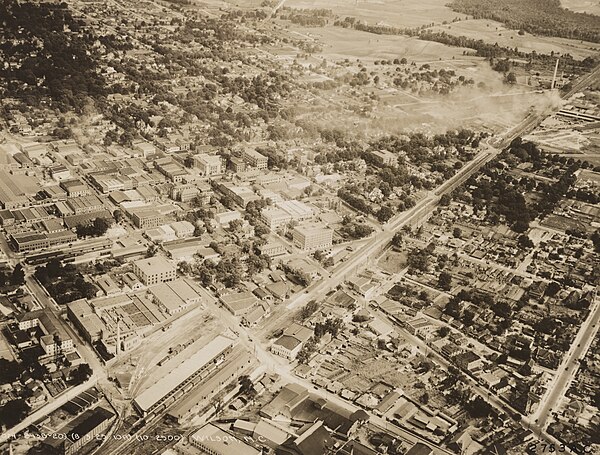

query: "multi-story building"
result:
(217, 183), (259, 208)
(154, 157), (187, 183)
(276, 200), (314, 223)
(42, 407), (115, 455)
(242, 149), (268, 170)
(10, 230), (77, 253)
(169, 183), (199, 203)
(292, 223), (333, 252)
(229, 156), (247, 173)
(370, 149), (397, 167)
(257, 237), (287, 257)
(17, 310), (74, 356)
(260, 207), (292, 231)
(59, 179), (91, 197)
(129, 206), (165, 229)
(189, 423), (261, 455)
(270, 323), (313, 360)
(132, 256), (176, 285)
(193, 153), (223, 177)
(66, 195), (104, 215)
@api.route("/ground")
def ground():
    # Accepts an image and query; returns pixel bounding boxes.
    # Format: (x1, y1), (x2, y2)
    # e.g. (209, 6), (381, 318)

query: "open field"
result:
(0, 335), (15, 361)
(284, 0), (463, 28)
(561, 0), (600, 16)
(378, 250), (408, 274)
(291, 25), (471, 61)
(430, 19), (600, 60)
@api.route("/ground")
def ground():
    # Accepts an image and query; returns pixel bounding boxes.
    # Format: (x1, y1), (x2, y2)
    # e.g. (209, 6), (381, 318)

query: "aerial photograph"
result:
(0, 0), (599, 454)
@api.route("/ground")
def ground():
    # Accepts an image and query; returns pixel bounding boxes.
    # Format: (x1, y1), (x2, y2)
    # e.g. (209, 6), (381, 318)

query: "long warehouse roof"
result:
(134, 335), (234, 412)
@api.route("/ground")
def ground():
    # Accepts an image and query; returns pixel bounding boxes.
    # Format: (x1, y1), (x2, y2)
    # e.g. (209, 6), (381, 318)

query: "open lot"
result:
(271, 23), (560, 135)
(561, 0), (600, 15)
(285, 0), (462, 28)
(379, 250), (408, 274)
(430, 19), (600, 60)
(0, 334), (15, 361)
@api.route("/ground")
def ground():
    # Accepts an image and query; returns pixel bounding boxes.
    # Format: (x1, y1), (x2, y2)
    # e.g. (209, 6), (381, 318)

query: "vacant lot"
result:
(285, 0), (462, 28)
(561, 0), (600, 15)
(379, 250), (408, 274)
(289, 25), (471, 61)
(430, 19), (600, 60)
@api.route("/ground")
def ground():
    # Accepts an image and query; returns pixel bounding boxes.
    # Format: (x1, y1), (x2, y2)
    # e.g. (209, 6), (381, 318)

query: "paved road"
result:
(529, 293), (600, 430)
(0, 375), (99, 444)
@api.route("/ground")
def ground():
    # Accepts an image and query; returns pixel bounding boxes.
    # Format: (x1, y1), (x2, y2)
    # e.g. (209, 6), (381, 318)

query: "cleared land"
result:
(285, 0), (461, 28)
(561, 0), (600, 15)
(273, 24), (559, 134)
(430, 19), (600, 60)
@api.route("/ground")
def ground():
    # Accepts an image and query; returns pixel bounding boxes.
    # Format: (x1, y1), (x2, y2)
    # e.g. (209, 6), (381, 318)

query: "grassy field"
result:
(284, 0), (462, 28)
(561, 0), (600, 15)
(430, 19), (600, 60)
(290, 25), (470, 61)
(280, 25), (557, 134)
(378, 250), (408, 274)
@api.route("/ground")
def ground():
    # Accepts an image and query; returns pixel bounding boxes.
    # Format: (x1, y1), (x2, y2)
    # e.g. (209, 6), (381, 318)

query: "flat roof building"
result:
(292, 223), (333, 252)
(194, 153), (223, 177)
(276, 200), (314, 222)
(261, 207), (292, 231)
(42, 407), (115, 455)
(133, 335), (234, 415)
(0, 170), (31, 209)
(189, 423), (261, 455)
(132, 256), (176, 286)
(242, 149), (268, 170)
(129, 206), (165, 229)
(148, 278), (201, 315)
(220, 291), (260, 316)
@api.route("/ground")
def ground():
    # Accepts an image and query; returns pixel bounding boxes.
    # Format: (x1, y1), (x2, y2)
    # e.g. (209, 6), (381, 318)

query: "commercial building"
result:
(167, 346), (254, 422)
(229, 156), (246, 173)
(218, 183), (259, 208)
(17, 310), (74, 356)
(270, 323), (313, 360)
(194, 153), (223, 177)
(0, 170), (31, 209)
(271, 335), (303, 360)
(133, 335), (234, 415)
(154, 157), (188, 182)
(292, 223), (333, 252)
(66, 195), (104, 215)
(42, 406), (115, 455)
(261, 208), (292, 231)
(189, 423), (261, 455)
(132, 256), (176, 285)
(220, 291), (260, 316)
(169, 183), (199, 203)
(148, 278), (201, 315)
(60, 179), (91, 197)
(67, 299), (104, 343)
(50, 164), (71, 181)
(10, 230), (77, 253)
(129, 206), (165, 229)
(257, 237), (287, 258)
(170, 220), (195, 238)
(276, 200), (314, 222)
(242, 149), (268, 170)
(370, 149), (397, 167)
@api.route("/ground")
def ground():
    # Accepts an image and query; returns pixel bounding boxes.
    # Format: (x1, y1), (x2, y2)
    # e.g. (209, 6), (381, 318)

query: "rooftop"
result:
(190, 423), (260, 455)
(134, 335), (234, 412)
(133, 256), (175, 276)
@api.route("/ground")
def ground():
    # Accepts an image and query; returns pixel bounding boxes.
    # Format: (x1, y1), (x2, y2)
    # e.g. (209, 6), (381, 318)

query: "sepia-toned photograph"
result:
(0, 0), (599, 454)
